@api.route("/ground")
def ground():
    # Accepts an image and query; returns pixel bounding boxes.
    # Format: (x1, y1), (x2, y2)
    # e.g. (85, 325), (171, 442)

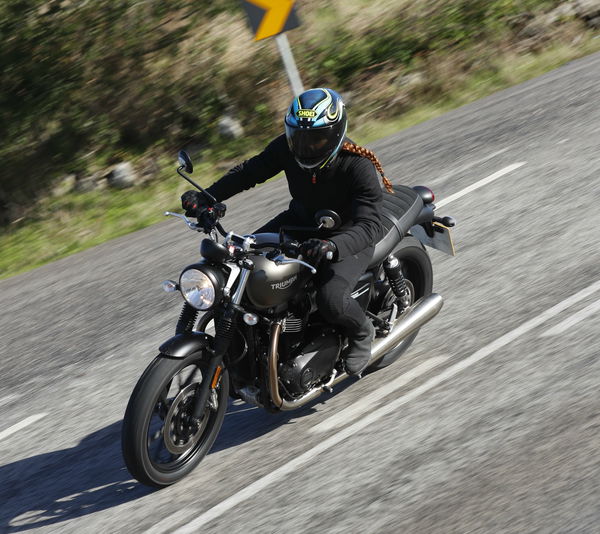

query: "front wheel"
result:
(121, 351), (229, 488)
(368, 236), (433, 371)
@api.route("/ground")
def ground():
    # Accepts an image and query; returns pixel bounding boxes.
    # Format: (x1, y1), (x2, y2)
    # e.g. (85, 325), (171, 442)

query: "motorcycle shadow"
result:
(0, 421), (152, 533)
(212, 378), (356, 453)
(0, 381), (356, 532)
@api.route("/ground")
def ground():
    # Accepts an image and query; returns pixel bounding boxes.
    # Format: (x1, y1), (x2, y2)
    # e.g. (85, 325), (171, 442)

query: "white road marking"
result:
(540, 298), (600, 337)
(226, 407), (259, 416)
(436, 148), (510, 182)
(310, 356), (449, 434)
(157, 279), (600, 534)
(0, 413), (48, 443)
(436, 162), (526, 208)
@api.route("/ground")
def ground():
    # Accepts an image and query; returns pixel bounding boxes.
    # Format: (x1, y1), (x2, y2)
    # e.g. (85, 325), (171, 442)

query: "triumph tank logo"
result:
(271, 274), (298, 290)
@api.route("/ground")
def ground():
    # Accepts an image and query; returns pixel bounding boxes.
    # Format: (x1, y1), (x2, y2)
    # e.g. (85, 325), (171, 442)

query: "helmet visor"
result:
(285, 125), (337, 168)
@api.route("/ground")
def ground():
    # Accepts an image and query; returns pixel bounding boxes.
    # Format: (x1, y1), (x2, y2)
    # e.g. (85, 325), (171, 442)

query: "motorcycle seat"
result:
(368, 185), (423, 269)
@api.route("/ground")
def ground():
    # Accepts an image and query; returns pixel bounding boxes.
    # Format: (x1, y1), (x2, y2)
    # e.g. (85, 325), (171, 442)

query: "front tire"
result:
(368, 236), (433, 371)
(122, 351), (229, 488)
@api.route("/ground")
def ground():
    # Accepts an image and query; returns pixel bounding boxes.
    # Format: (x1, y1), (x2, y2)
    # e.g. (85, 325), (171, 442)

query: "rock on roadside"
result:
(218, 115), (244, 140)
(107, 162), (140, 189)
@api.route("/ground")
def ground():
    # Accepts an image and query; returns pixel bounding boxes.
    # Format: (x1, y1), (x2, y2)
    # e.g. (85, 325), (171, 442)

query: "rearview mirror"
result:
(315, 209), (341, 230)
(178, 150), (194, 173)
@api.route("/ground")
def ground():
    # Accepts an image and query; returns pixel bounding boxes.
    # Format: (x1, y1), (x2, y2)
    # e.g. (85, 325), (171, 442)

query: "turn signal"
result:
(161, 280), (179, 293)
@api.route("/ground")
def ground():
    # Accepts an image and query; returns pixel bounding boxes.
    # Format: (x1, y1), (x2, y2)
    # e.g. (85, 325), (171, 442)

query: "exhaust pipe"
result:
(269, 293), (444, 411)
(371, 293), (444, 362)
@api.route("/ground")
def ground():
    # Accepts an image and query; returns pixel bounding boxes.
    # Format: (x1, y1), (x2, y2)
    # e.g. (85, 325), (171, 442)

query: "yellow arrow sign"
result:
(245, 0), (296, 41)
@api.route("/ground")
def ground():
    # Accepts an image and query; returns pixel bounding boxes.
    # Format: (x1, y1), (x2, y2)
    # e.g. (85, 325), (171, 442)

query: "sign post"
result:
(274, 33), (304, 96)
(240, 0), (305, 96)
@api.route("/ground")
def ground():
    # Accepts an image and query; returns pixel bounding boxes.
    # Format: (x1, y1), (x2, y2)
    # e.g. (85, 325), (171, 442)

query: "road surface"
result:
(1, 51), (600, 534)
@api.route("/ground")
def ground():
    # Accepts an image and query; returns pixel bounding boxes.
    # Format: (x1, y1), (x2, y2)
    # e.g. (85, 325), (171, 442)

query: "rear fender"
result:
(159, 332), (213, 358)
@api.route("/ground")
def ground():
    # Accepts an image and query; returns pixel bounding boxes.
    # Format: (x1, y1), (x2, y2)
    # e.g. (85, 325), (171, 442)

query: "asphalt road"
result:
(1, 51), (600, 534)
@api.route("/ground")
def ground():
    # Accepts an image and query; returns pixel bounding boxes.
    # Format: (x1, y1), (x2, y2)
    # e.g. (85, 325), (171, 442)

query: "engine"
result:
(279, 331), (341, 395)
(275, 287), (342, 396)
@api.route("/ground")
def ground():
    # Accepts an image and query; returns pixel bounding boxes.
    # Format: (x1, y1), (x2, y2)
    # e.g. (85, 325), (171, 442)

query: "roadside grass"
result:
(0, 160), (215, 278)
(1, 34), (599, 280)
(354, 36), (600, 143)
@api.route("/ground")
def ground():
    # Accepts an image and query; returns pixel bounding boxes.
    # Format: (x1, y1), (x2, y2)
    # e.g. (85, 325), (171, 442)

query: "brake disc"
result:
(163, 383), (211, 455)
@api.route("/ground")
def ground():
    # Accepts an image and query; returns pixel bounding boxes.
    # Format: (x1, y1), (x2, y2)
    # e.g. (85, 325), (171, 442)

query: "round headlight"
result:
(180, 269), (217, 310)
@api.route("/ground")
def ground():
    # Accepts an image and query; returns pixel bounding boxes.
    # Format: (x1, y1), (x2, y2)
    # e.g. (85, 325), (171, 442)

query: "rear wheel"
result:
(122, 352), (229, 488)
(368, 236), (433, 371)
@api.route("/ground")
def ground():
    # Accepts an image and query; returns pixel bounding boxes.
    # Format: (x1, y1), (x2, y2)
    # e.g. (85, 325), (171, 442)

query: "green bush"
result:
(0, 0), (576, 224)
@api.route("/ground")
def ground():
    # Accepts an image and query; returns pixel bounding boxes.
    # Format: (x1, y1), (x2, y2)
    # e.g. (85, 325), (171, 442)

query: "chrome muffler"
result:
(269, 293), (444, 410)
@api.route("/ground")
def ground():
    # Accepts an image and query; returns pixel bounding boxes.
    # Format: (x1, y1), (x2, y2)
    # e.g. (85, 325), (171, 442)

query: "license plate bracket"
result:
(410, 223), (456, 256)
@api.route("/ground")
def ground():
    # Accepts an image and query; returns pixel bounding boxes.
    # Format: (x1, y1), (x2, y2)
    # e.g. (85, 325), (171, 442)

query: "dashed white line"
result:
(158, 279), (600, 534)
(437, 148), (510, 182)
(310, 356), (449, 434)
(0, 413), (48, 443)
(540, 298), (600, 337)
(436, 162), (526, 208)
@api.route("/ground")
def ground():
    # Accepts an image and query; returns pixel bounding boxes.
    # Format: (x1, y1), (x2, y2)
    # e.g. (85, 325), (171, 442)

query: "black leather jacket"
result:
(206, 134), (384, 259)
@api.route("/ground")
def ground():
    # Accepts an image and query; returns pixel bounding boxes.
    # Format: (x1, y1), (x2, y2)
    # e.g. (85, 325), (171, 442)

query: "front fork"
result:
(190, 259), (254, 420)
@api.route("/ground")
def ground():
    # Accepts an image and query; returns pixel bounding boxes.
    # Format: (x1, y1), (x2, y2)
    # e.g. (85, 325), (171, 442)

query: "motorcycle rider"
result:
(181, 88), (395, 376)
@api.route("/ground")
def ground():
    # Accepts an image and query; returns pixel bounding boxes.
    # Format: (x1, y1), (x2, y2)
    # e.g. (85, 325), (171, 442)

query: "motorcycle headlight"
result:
(180, 268), (218, 310)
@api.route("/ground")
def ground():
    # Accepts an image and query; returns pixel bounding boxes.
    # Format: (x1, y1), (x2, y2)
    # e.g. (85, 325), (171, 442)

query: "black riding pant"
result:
(255, 210), (373, 335)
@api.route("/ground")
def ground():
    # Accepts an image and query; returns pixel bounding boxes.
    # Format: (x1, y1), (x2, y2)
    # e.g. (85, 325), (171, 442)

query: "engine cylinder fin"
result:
(282, 313), (305, 333)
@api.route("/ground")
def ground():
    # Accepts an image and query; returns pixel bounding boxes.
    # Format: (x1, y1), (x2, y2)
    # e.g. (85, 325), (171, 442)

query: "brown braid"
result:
(341, 141), (395, 194)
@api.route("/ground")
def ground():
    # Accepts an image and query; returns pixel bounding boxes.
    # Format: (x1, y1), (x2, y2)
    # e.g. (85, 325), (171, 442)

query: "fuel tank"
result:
(245, 233), (312, 310)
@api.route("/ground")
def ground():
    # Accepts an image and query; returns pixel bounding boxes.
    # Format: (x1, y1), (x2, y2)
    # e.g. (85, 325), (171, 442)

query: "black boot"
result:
(344, 319), (375, 376)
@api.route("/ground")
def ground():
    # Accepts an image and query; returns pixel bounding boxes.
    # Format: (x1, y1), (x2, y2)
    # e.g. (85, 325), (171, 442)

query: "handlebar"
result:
(166, 212), (322, 274)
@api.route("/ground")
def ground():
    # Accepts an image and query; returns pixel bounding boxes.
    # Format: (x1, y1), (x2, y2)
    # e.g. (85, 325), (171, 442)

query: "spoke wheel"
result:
(122, 352), (229, 487)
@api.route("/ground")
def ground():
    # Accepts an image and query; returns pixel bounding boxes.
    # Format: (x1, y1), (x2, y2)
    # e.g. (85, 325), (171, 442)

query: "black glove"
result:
(300, 239), (337, 266)
(181, 190), (209, 218)
(197, 202), (227, 232)
(198, 208), (218, 234)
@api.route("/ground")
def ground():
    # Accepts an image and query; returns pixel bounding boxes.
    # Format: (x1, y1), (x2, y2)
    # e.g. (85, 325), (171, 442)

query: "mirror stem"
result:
(177, 166), (217, 204)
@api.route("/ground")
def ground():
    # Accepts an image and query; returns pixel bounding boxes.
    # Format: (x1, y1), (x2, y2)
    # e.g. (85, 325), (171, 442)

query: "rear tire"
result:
(368, 236), (433, 371)
(122, 351), (229, 488)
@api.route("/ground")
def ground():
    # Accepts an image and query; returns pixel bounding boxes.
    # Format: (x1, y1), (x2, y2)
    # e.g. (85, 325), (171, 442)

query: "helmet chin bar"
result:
(296, 156), (327, 171)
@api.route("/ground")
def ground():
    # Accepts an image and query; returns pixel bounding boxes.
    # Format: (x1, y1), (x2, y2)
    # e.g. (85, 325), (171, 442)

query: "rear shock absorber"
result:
(384, 255), (412, 311)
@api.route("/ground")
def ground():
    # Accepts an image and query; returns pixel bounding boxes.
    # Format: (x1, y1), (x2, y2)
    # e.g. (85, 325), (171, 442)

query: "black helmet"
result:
(284, 88), (348, 171)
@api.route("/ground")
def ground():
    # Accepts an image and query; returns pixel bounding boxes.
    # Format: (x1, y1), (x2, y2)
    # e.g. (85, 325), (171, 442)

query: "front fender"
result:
(159, 332), (213, 358)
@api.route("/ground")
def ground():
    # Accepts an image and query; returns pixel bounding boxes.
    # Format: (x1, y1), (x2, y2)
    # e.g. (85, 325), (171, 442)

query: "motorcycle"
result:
(121, 150), (456, 487)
